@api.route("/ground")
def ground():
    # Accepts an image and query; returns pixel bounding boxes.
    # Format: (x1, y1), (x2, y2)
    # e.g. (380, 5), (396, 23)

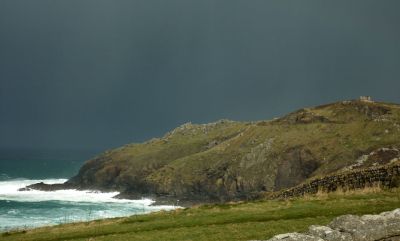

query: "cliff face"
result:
(66, 100), (400, 201)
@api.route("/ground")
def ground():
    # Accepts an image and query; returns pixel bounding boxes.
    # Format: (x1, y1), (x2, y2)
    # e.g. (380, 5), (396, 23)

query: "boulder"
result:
(308, 225), (352, 241)
(328, 209), (400, 241)
(264, 209), (400, 241)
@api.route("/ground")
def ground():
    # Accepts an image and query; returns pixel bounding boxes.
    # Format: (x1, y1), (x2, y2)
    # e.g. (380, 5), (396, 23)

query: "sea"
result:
(0, 149), (176, 232)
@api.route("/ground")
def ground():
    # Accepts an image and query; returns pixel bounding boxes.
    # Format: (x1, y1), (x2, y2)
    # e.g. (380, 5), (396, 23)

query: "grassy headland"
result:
(60, 99), (400, 203)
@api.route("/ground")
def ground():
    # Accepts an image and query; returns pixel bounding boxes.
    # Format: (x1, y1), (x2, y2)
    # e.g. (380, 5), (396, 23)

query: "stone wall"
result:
(273, 163), (400, 199)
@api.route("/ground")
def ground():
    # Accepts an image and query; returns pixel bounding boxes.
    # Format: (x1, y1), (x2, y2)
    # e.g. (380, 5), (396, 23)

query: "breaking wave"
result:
(0, 178), (177, 231)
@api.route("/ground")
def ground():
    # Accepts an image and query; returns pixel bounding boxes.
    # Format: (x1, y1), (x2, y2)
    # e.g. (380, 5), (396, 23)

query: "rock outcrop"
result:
(18, 182), (74, 192)
(263, 209), (400, 241)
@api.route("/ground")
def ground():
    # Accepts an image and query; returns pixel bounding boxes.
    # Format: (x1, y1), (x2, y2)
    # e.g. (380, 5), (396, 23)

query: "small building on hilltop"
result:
(359, 96), (373, 102)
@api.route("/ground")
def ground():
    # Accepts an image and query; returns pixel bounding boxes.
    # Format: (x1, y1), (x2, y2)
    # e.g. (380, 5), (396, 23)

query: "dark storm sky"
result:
(1, 0), (400, 151)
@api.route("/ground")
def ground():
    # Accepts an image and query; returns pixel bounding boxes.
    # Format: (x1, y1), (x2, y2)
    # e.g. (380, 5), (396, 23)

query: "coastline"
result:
(22, 181), (212, 208)
(0, 178), (178, 232)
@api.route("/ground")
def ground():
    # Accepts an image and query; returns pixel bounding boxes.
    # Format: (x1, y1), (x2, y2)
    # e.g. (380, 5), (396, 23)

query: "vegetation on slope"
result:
(65, 99), (400, 201)
(2, 188), (400, 241)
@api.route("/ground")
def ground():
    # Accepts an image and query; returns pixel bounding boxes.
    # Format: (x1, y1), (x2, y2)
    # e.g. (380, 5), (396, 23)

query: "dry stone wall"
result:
(273, 163), (400, 199)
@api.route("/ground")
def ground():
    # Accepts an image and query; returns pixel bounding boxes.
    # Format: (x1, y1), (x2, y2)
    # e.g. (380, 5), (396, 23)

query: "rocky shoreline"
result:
(18, 182), (208, 207)
(18, 182), (75, 192)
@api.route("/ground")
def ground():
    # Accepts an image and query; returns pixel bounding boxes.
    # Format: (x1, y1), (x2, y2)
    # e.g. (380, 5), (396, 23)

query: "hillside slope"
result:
(64, 99), (400, 202)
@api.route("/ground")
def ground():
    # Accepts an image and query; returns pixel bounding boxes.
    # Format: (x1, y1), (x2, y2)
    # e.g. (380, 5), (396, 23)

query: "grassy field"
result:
(2, 188), (400, 241)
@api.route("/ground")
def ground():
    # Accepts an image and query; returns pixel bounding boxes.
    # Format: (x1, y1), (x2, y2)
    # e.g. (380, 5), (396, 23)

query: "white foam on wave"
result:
(0, 178), (172, 207)
(0, 178), (178, 231)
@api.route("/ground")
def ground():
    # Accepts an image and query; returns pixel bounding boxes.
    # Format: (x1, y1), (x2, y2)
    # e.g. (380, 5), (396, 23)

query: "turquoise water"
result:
(0, 158), (176, 231)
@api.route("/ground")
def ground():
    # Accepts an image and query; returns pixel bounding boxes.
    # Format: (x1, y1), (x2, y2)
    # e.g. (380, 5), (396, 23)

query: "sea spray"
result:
(0, 178), (177, 231)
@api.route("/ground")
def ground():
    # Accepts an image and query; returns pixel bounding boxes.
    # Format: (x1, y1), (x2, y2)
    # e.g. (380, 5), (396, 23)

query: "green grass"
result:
(2, 189), (400, 241)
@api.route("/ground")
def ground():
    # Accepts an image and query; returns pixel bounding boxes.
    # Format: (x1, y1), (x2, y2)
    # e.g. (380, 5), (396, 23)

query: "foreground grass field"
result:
(2, 189), (400, 241)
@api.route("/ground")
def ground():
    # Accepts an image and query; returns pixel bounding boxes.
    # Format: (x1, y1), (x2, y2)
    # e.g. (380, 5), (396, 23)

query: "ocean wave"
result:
(0, 178), (177, 231)
(0, 178), (158, 206)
